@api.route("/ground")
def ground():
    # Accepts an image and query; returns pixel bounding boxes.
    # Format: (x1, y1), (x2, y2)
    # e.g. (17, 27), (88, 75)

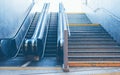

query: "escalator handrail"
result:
(38, 3), (50, 39)
(38, 3), (50, 58)
(31, 3), (47, 39)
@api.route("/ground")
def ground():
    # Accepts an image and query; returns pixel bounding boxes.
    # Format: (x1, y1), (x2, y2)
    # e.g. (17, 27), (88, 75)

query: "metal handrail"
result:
(58, 3), (69, 72)
(85, 4), (120, 22)
(94, 8), (120, 22)
(65, 13), (71, 36)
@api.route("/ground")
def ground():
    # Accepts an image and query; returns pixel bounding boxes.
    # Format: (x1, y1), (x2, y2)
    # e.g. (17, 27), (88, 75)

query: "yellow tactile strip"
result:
(0, 67), (62, 70)
(68, 24), (100, 26)
(69, 61), (120, 67)
(93, 72), (120, 75)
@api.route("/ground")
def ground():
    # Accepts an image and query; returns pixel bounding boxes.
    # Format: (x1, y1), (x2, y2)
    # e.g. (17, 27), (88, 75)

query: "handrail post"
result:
(63, 30), (69, 72)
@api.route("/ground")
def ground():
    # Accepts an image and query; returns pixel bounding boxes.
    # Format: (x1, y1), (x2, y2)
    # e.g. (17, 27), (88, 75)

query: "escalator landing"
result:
(0, 57), (59, 67)
(28, 57), (60, 67)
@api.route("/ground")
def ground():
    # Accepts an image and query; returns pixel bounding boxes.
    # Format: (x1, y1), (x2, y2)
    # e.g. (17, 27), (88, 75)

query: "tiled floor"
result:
(0, 67), (120, 75)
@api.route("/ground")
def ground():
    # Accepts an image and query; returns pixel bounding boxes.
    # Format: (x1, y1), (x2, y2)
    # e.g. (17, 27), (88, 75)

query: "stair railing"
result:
(65, 13), (71, 36)
(85, 4), (120, 22)
(58, 3), (69, 72)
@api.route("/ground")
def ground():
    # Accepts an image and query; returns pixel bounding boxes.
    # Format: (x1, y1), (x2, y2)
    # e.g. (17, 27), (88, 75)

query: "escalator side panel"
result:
(0, 4), (35, 58)
(0, 0), (34, 39)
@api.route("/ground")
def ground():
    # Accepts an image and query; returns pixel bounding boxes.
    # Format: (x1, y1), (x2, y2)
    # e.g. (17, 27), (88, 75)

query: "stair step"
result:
(68, 46), (120, 49)
(71, 33), (108, 35)
(68, 54), (120, 58)
(68, 39), (115, 42)
(70, 29), (106, 31)
(70, 28), (105, 31)
(44, 54), (56, 57)
(69, 36), (112, 38)
(68, 41), (117, 43)
(68, 56), (120, 61)
(68, 48), (120, 51)
(68, 44), (118, 46)
(69, 35), (110, 37)
(69, 26), (103, 28)
(68, 52), (120, 56)
(70, 34), (110, 36)
(69, 50), (120, 53)
(70, 31), (107, 33)
(68, 42), (118, 45)
(69, 38), (113, 40)
(68, 39), (114, 42)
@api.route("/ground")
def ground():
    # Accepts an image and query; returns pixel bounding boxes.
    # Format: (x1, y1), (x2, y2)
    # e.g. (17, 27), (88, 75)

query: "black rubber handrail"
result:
(32, 3), (47, 39)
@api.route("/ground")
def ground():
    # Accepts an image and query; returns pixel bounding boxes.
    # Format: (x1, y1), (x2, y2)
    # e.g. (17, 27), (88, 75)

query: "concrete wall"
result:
(0, 0), (34, 38)
(82, 0), (120, 44)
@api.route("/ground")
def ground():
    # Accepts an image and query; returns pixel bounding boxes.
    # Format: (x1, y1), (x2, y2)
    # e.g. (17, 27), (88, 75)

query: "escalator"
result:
(44, 13), (58, 57)
(0, 3), (51, 66)
(25, 13), (40, 39)
(17, 12), (40, 57)
(27, 13), (59, 66)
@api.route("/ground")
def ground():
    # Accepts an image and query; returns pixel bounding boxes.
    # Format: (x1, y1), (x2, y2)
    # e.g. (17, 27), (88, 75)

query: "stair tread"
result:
(69, 52), (120, 56)
(69, 35), (111, 37)
(68, 61), (120, 63)
(70, 31), (106, 32)
(68, 55), (120, 57)
(69, 38), (113, 40)
(68, 50), (120, 52)
(68, 43), (118, 45)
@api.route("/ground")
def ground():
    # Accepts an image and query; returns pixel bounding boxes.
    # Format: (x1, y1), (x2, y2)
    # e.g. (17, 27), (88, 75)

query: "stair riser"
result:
(69, 57), (120, 61)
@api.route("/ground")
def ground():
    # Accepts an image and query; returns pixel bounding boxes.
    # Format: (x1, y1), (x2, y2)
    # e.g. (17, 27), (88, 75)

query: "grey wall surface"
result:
(0, 0), (33, 39)
(82, 0), (120, 44)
